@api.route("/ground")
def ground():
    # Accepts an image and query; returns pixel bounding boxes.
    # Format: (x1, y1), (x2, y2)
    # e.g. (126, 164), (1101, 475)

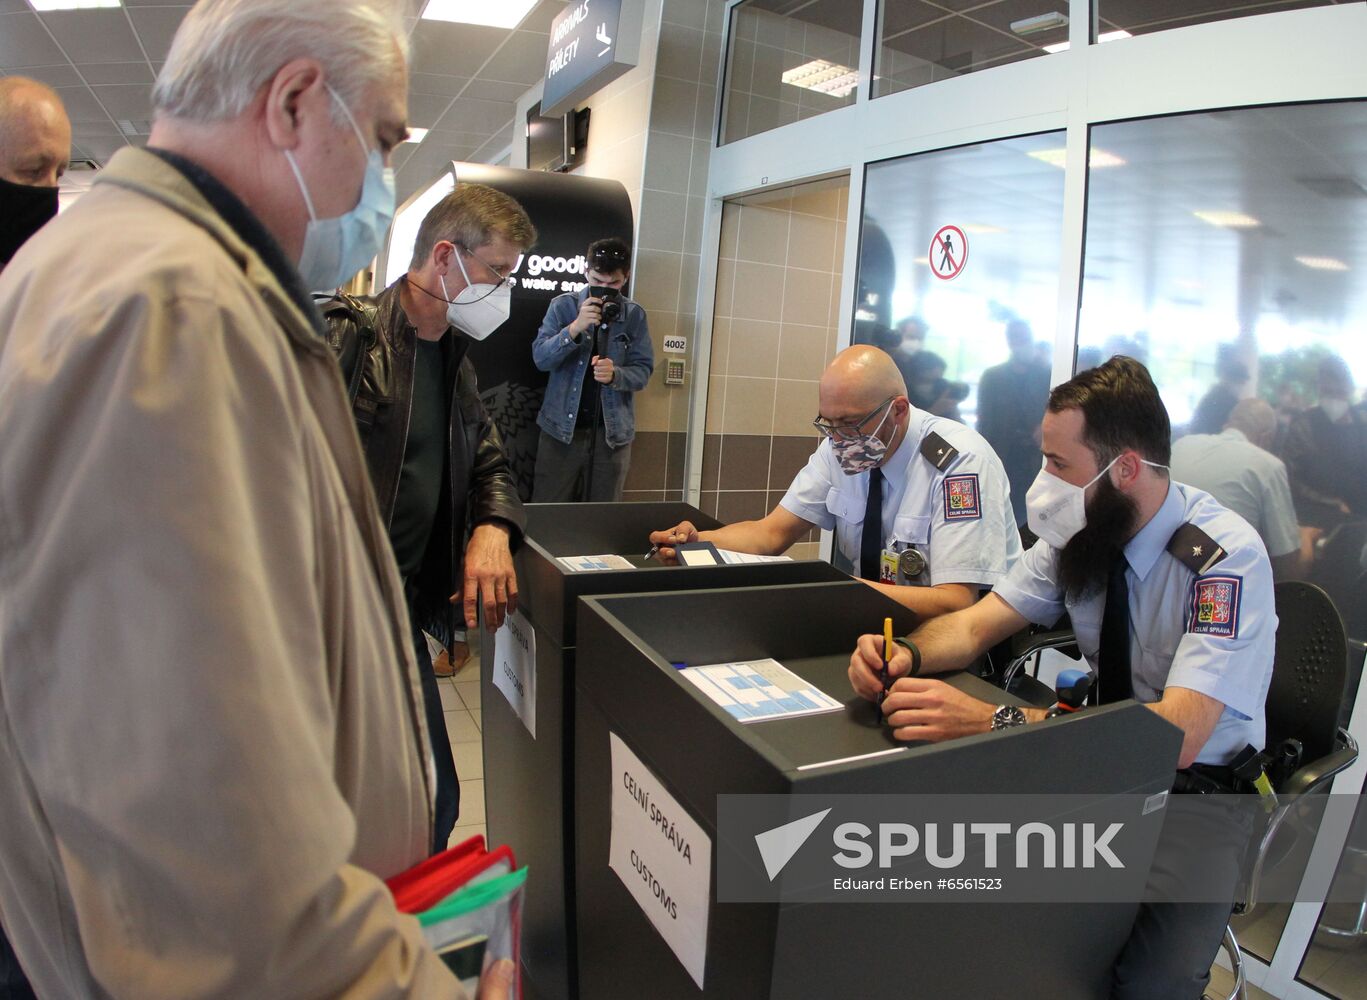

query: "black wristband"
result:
(891, 637), (922, 677)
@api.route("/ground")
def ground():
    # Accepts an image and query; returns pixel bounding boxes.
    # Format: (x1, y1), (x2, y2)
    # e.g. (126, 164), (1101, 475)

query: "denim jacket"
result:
(533, 287), (655, 447)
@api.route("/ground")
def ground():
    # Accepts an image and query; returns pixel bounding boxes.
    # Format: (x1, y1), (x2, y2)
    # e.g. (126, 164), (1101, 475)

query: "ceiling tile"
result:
(480, 29), (552, 85)
(71, 120), (124, 138)
(410, 72), (472, 97)
(0, 12), (67, 68)
(78, 134), (133, 160)
(460, 77), (530, 103)
(433, 97), (516, 134)
(126, 6), (191, 61)
(39, 9), (145, 63)
(0, 0), (29, 12)
(406, 90), (456, 128)
(54, 84), (111, 124)
(90, 83), (153, 119)
(411, 21), (507, 78)
(80, 61), (155, 85)
(12, 62), (83, 88)
(519, 0), (569, 35)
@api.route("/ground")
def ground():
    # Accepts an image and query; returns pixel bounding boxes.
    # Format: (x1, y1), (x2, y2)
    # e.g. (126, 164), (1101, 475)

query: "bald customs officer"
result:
(649, 346), (1021, 618)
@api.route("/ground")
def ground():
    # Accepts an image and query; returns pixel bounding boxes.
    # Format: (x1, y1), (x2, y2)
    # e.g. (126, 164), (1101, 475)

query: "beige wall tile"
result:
(772, 378), (820, 436)
(632, 248), (682, 314)
(712, 256), (736, 318)
(730, 261), (786, 322)
(719, 375), (777, 435)
(668, 377), (691, 432)
(781, 268), (833, 327)
(705, 375), (726, 433)
(726, 318), (780, 378)
(634, 374), (673, 433)
(643, 130), (697, 195)
(786, 212), (838, 272)
(777, 323), (832, 381)
(736, 205), (791, 265)
(707, 315), (731, 372)
(788, 541), (821, 561)
(719, 205), (740, 261)
(639, 188), (690, 254)
(651, 76), (701, 136)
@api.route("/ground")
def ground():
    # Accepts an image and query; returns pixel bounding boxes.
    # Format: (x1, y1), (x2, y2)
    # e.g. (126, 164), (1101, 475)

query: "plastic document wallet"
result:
(385, 834), (528, 995)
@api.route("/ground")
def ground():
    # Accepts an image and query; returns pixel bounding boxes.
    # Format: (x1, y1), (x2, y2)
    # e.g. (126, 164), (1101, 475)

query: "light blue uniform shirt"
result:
(994, 483), (1276, 765)
(779, 409), (1022, 587)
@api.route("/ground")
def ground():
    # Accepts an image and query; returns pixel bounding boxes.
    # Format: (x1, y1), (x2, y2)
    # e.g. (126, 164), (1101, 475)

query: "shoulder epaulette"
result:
(1166, 522), (1228, 575)
(919, 431), (959, 471)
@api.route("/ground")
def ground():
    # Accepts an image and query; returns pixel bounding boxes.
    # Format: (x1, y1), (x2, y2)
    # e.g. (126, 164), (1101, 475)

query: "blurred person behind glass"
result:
(977, 319), (1051, 525)
(1188, 344), (1250, 436)
(1171, 398), (1304, 579)
(1282, 355), (1367, 528)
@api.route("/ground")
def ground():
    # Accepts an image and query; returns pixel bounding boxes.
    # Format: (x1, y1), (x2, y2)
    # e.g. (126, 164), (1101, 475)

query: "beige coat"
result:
(0, 148), (463, 998)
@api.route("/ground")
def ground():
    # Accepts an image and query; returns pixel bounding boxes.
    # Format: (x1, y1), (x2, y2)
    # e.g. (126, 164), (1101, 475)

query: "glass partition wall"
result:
(702, 3), (1367, 995)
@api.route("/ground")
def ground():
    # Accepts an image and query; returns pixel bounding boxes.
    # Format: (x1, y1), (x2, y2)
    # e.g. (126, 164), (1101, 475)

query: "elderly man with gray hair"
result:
(0, 0), (509, 997)
(1171, 397), (1305, 579)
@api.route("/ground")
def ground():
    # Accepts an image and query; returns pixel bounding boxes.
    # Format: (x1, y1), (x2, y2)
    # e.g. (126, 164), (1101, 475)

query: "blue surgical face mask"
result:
(283, 85), (396, 292)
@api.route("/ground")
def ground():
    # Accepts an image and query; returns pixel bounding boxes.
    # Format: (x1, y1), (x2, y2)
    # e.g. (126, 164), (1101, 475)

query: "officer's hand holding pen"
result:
(848, 633), (913, 703)
(645, 521), (699, 564)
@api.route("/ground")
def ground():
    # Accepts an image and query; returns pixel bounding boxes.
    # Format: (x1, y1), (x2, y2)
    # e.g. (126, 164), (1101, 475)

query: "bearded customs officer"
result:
(849, 356), (1276, 999)
(650, 346), (1021, 618)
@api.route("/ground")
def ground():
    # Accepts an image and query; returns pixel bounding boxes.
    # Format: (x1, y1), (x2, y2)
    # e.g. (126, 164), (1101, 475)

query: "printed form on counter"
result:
(557, 554), (635, 572)
(679, 658), (842, 723)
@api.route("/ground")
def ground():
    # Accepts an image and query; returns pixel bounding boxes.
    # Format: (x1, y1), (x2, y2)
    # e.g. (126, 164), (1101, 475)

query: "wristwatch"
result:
(991, 704), (1027, 731)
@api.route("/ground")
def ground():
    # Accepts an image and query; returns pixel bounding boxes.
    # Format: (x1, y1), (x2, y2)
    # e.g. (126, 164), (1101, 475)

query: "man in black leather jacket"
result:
(321, 183), (534, 849)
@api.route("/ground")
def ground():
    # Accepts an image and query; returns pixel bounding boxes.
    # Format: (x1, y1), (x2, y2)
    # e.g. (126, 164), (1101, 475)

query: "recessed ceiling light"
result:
(28, 0), (120, 9)
(781, 59), (859, 98)
(1011, 11), (1068, 35)
(1043, 29), (1131, 54)
(912, 256), (930, 266)
(962, 224), (1006, 235)
(1028, 147), (1127, 169)
(1193, 210), (1261, 229)
(1296, 255), (1349, 271)
(419, 0), (536, 28)
(403, 128), (430, 144)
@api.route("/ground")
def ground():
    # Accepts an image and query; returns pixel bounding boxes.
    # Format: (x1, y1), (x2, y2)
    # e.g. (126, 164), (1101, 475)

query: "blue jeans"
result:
(412, 617), (460, 853)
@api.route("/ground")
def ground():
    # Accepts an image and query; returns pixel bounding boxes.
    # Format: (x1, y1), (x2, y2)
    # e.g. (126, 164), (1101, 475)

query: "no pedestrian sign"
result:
(929, 225), (968, 280)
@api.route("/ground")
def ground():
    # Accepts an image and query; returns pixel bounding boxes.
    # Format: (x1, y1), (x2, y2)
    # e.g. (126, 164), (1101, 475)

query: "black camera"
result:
(589, 285), (622, 325)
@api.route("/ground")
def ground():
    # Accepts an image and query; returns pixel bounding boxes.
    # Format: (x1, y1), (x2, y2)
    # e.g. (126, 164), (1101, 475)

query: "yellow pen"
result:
(880, 617), (894, 704)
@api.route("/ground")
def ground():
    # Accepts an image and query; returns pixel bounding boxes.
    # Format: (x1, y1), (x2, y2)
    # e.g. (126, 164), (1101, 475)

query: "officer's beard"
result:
(1056, 476), (1139, 601)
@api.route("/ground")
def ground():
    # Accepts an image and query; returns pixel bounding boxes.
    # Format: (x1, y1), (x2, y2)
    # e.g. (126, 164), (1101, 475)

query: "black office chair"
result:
(1215, 581), (1360, 1000)
(997, 617), (1080, 708)
(1310, 521), (1367, 641)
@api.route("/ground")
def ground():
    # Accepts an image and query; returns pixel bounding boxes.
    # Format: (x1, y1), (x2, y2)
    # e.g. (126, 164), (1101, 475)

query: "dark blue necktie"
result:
(860, 467), (884, 582)
(1098, 554), (1134, 703)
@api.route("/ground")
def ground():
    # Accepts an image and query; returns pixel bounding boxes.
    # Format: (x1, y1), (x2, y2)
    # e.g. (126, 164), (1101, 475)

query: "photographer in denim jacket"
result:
(531, 238), (655, 501)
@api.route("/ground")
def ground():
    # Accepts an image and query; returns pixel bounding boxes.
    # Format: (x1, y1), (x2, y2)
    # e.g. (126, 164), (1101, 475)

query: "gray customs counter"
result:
(479, 502), (847, 1000)
(573, 581), (1184, 998)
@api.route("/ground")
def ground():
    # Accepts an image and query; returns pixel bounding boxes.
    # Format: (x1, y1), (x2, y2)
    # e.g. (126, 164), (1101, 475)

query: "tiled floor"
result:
(441, 634), (486, 850)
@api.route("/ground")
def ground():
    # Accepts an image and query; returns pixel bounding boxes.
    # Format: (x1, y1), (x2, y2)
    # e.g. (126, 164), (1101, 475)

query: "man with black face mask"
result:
(0, 77), (71, 269)
(322, 182), (533, 851)
(849, 356), (1276, 1000)
(650, 345), (1021, 619)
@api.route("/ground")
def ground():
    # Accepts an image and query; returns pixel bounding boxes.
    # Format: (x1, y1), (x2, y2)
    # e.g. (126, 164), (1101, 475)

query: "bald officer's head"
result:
(1225, 397), (1278, 452)
(0, 76), (71, 267)
(817, 346), (912, 469)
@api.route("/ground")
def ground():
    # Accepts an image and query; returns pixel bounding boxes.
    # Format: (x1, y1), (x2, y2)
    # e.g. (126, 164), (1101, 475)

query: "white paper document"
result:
(557, 554), (635, 572)
(716, 549), (792, 565)
(492, 610), (536, 738)
(679, 658), (843, 723)
(609, 733), (711, 989)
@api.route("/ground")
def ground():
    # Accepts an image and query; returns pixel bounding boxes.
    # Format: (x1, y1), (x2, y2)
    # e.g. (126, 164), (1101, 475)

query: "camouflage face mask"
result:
(830, 403), (896, 475)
